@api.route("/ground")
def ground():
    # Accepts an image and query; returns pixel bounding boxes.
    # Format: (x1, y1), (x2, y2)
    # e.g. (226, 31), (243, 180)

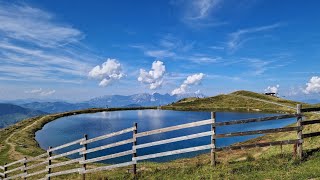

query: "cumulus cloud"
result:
(138, 60), (166, 90)
(172, 73), (205, 95)
(25, 88), (56, 96)
(88, 59), (125, 87)
(265, 85), (280, 94)
(304, 76), (320, 94)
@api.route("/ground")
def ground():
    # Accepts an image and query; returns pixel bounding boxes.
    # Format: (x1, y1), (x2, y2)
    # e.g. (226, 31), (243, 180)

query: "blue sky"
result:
(1, 0), (320, 102)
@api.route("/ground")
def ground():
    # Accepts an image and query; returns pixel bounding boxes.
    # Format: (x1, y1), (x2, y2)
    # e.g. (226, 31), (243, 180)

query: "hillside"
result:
(163, 90), (314, 113)
(0, 103), (46, 128)
(0, 92), (319, 179)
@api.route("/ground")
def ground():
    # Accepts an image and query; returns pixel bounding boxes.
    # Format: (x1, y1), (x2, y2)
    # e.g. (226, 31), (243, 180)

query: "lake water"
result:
(35, 110), (295, 164)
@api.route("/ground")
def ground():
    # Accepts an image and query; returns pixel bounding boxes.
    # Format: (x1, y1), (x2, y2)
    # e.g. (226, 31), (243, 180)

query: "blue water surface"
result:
(35, 110), (295, 164)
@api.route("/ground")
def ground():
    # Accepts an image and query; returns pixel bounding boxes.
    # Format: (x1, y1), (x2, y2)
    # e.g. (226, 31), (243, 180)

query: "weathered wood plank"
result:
(297, 104), (303, 159)
(23, 161), (47, 170)
(216, 126), (302, 138)
(80, 150), (133, 164)
(136, 119), (213, 138)
(26, 152), (48, 162)
(301, 119), (320, 125)
(0, 172), (4, 177)
(135, 131), (212, 150)
(82, 161), (135, 174)
(214, 114), (298, 127)
(132, 123), (137, 175)
(3, 172), (26, 180)
(4, 165), (24, 174)
(47, 168), (84, 177)
(47, 158), (83, 169)
(301, 107), (320, 112)
(80, 138), (134, 155)
(82, 134), (88, 180)
(81, 127), (135, 145)
(134, 144), (213, 161)
(302, 132), (320, 138)
(48, 138), (85, 152)
(24, 169), (47, 178)
(211, 112), (216, 166)
(0, 166), (4, 170)
(4, 158), (25, 167)
(215, 139), (303, 152)
(49, 147), (85, 160)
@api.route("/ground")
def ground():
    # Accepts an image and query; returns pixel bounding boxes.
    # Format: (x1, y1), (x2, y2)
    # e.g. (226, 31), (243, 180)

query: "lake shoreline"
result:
(35, 109), (294, 164)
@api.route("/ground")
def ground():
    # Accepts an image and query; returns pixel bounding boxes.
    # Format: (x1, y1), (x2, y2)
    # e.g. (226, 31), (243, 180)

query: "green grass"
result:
(163, 90), (316, 113)
(1, 91), (320, 179)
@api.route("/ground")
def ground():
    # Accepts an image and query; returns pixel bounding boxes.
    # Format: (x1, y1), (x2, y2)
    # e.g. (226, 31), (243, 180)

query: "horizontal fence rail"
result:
(301, 119), (320, 126)
(2, 104), (320, 179)
(80, 127), (135, 145)
(301, 107), (320, 113)
(302, 132), (320, 138)
(214, 114), (299, 127)
(215, 139), (303, 152)
(80, 150), (134, 164)
(82, 161), (136, 174)
(80, 138), (134, 155)
(135, 131), (212, 150)
(48, 137), (86, 152)
(136, 119), (213, 138)
(134, 144), (213, 161)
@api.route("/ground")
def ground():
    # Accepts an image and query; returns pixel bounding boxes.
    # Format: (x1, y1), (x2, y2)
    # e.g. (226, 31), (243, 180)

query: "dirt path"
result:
(5, 116), (46, 160)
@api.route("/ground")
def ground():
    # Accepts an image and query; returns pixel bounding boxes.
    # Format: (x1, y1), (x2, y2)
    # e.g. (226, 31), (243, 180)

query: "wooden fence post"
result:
(82, 134), (88, 180)
(4, 163), (7, 179)
(133, 123), (137, 175)
(211, 112), (216, 166)
(48, 146), (52, 180)
(296, 104), (303, 159)
(23, 157), (27, 180)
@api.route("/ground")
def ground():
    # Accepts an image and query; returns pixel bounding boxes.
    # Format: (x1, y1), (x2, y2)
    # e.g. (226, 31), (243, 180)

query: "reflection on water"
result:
(35, 110), (295, 164)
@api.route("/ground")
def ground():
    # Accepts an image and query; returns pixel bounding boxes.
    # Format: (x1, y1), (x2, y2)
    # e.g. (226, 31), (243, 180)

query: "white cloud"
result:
(88, 59), (125, 87)
(0, 3), (100, 84)
(178, 0), (221, 20)
(40, 90), (56, 96)
(138, 61), (166, 90)
(145, 50), (176, 58)
(172, 0), (225, 28)
(0, 3), (82, 47)
(172, 73), (205, 95)
(209, 46), (224, 50)
(265, 85), (280, 94)
(195, 90), (201, 94)
(188, 0), (221, 20)
(25, 88), (56, 96)
(304, 76), (320, 94)
(228, 23), (282, 51)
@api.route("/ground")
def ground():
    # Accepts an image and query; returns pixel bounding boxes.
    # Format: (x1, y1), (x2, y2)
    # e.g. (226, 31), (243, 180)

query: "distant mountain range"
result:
(0, 103), (46, 128)
(21, 102), (94, 114)
(20, 93), (205, 113)
(0, 93), (205, 128)
(85, 92), (205, 108)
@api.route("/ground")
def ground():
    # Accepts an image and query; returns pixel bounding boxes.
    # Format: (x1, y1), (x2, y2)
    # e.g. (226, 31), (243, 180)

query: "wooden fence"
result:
(1, 104), (320, 180)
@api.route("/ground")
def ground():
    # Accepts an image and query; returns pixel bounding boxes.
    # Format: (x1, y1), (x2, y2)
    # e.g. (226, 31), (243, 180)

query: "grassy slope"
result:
(164, 90), (313, 113)
(1, 91), (320, 179)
